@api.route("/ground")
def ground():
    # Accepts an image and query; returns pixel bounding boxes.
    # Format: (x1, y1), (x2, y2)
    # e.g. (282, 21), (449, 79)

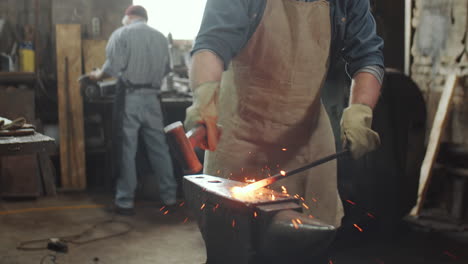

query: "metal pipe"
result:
(241, 149), (350, 192)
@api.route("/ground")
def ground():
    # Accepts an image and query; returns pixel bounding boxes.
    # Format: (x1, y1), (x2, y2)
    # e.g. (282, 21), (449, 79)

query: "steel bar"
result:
(242, 149), (350, 192)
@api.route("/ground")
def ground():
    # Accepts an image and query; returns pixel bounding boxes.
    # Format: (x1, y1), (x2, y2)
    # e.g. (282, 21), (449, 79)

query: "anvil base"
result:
(184, 175), (336, 264)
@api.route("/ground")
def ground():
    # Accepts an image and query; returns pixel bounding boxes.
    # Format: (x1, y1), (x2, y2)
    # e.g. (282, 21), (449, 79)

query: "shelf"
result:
(0, 72), (36, 85)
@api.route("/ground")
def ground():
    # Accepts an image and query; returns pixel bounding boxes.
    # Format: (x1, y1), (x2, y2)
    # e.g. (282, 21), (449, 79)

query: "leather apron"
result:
(205, 0), (343, 226)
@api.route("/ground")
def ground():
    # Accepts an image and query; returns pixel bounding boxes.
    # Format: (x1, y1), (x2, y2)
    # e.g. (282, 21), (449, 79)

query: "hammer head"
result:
(164, 122), (204, 174)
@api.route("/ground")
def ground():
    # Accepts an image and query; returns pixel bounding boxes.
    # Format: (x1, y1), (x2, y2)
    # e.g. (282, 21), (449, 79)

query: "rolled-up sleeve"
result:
(192, 0), (252, 69)
(102, 29), (128, 77)
(342, 0), (384, 77)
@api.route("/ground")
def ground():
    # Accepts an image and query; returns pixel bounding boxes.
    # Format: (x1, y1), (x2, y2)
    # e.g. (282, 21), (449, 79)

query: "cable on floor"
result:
(17, 218), (133, 251)
(39, 254), (57, 264)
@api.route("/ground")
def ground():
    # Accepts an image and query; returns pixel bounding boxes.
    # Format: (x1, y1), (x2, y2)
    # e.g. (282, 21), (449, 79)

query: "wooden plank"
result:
(38, 152), (57, 196)
(410, 74), (459, 217)
(82, 39), (107, 73)
(0, 128), (35, 137)
(56, 24), (86, 190)
(404, 0), (412, 76)
(0, 72), (36, 84)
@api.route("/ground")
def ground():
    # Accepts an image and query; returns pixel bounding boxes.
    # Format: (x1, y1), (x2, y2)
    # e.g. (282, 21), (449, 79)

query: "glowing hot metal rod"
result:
(234, 149), (350, 193)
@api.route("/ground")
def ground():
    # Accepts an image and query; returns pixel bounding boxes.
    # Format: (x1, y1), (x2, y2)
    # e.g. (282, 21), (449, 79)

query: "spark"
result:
(367, 212), (376, 219)
(200, 203), (206, 210)
(443, 251), (458, 260)
(213, 204), (219, 212)
(254, 212), (258, 218)
(312, 198), (318, 202)
(353, 224), (364, 232)
(281, 186), (288, 193)
(294, 194), (300, 199)
(300, 197), (305, 201)
(232, 179), (270, 194)
(163, 210), (169, 215)
(291, 219), (299, 229)
(217, 170), (221, 174)
(308, 215), (315, 219)
(159, 206), (166, 211)
(282, 148), (287, 151)
(346, 200), (356, 205)
(232, 219), (236, 228)
(179, 202), (185, 207)
(271, 194), (276, 201)
(296, 218), (303, 224)
(302, 203), (310, 210)
(280, 170), (286, 176)
(183, 217), (189, 224)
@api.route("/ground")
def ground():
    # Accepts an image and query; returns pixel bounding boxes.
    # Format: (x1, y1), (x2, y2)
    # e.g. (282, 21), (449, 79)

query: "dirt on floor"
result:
(0, 193), (467, 264)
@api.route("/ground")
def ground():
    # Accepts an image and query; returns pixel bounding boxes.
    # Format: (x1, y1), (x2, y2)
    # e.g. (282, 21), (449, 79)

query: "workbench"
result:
(83, 93), (193, 192)
(0, 132), (57, 197)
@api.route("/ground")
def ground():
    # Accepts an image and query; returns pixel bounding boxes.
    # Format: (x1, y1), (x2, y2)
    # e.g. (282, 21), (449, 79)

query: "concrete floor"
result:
(1, 193), (467, 264)
(0, 194), (206, 264)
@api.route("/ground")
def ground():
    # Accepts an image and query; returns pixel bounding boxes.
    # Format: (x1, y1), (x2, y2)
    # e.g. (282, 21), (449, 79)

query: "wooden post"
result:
(404, 0), (412, 76)
(410, 74), (459, 217)
(55, 24), (87, 190)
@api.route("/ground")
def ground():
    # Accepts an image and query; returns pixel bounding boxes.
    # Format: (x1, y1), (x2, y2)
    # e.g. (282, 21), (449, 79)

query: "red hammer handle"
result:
(186, 124), (208, 148)
(164, 122), (206, 174)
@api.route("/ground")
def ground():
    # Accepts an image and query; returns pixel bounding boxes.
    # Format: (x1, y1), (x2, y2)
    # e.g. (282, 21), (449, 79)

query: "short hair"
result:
(125, 5), (148, 21)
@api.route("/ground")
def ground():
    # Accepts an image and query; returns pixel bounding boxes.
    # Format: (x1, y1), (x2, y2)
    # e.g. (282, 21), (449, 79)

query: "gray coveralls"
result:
(102, 19), (177, 208)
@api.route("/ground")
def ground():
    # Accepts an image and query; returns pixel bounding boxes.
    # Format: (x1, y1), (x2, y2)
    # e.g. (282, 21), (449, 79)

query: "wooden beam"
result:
(404, 0), (412, 76)
(82, 39), (107, 74)
(55, 24), (86, 190)
(410, 74), (459, 217)
(38, 152), (57, 196)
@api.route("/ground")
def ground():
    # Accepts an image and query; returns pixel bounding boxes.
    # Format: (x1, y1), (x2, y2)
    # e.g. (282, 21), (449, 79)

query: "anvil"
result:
(184, 175), (337, 264)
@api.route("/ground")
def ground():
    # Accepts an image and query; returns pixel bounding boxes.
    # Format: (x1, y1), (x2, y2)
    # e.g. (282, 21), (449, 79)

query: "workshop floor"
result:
(0, 193), (206, 264)
(1, 193), (467, 264)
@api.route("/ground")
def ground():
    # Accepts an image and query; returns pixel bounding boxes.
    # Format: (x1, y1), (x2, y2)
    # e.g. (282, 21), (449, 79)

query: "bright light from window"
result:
(133, 0), (207, 40)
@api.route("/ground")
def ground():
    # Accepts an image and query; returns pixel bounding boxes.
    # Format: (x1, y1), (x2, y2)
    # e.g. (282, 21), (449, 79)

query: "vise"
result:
(184, 175), (336, 264)
(79, 75), (118, 102)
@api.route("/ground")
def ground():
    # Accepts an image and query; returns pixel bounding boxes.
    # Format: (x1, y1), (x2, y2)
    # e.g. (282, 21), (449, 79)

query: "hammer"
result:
(164, 121), (207, 174)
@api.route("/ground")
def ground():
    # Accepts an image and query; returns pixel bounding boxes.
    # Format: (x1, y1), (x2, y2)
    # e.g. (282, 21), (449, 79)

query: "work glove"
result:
(184, 81), (220, 151)
(340, 104), (380, 159)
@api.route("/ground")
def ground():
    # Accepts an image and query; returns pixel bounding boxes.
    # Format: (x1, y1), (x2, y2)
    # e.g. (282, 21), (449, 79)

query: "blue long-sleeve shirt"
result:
(192, 0), (384, 82)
